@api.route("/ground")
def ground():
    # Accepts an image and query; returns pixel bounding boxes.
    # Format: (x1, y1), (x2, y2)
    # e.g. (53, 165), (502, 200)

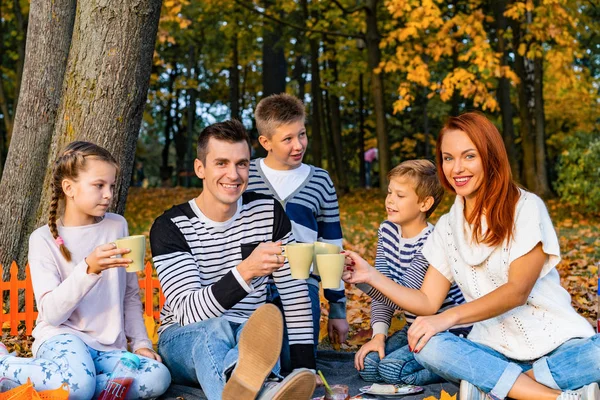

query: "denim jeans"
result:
(158, 317), (280, 400)
(0, 334), (170, 400)
(414, 332), (600, 400)
(359, 326), (443, 385)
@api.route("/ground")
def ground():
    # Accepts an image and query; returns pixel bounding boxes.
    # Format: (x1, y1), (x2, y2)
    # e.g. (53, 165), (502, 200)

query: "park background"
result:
(0, 0), (598, 356)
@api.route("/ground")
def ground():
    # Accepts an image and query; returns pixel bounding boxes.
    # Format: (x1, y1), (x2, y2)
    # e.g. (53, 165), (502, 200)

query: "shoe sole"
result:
(222, 304), (283, 400)
(460, 380), (487, 400)
(271, 370), (316, 400)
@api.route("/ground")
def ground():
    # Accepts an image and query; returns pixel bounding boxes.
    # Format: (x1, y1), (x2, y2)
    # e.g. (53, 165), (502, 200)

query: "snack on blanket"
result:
(370, 383), (396, 394)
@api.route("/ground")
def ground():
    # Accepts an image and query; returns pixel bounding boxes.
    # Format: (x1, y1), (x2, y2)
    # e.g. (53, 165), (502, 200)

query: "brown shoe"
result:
(222, 304), (283, 400)
(256, 369), (317, 400)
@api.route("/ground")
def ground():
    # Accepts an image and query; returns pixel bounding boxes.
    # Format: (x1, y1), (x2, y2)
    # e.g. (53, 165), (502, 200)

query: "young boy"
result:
(354, 160), (470, 385)
(247, 93), (349, 371)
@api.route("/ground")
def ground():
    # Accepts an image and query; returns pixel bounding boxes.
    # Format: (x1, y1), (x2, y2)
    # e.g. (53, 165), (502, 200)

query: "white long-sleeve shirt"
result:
(28, 213), (152, 356)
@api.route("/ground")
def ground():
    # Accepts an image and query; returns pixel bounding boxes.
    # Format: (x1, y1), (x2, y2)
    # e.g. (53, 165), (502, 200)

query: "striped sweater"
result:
(247, 159), (346, 318)
(150, 192), (315, 368)
(364, 222), (469, 337)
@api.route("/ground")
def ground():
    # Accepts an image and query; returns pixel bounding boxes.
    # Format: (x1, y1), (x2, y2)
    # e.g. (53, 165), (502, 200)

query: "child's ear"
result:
(62, 179), (75, 199)
(194, 158), (205, 180)
(258, 135), (272, 152)
(420, 196), (435, 214)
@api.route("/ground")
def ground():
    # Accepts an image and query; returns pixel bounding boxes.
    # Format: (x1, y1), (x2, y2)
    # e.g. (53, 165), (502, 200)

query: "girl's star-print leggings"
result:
(0, 334), (171, 399)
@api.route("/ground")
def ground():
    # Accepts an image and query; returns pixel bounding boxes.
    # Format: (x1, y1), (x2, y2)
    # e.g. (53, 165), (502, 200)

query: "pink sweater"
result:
(28, 213), (152, 356)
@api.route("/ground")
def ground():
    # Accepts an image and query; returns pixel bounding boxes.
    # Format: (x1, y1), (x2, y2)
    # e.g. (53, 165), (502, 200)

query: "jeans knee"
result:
(66, 374), (96, 400)
(413, 333), (449, 369)
(358, 353), (381, 382)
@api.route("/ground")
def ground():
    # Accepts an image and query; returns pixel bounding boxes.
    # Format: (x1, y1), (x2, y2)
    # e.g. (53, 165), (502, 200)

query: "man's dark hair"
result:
(196, 119), (252, 163)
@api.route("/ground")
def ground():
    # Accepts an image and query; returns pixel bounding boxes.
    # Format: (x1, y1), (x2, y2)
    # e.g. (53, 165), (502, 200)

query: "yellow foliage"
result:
(144, 314), (159, 345)
(423, 390), (457, 400)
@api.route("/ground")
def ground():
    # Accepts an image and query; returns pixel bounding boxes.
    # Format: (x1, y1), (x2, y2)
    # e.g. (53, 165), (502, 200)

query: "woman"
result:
(343, 112), (599, 400)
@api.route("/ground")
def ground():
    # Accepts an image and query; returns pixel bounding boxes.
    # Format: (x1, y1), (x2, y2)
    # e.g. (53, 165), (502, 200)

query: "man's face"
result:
(195, 137), (250, 212)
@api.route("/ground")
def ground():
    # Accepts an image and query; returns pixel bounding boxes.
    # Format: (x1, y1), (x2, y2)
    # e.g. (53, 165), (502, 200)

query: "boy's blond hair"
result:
(255, 93), (305, 139)
(387, 159), (444, 218)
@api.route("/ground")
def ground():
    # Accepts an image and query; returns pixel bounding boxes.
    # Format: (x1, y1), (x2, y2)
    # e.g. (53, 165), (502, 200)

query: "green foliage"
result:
(554, 132), (600, 214)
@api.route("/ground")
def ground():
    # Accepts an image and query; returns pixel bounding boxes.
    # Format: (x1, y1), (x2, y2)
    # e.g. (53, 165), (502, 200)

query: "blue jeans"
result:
(158, 317), (280, 400)
(414, 332), (600, 400)
(359, 326), (443, 385)
(0, 334), (170, 400)
(271, 283), (320, 373)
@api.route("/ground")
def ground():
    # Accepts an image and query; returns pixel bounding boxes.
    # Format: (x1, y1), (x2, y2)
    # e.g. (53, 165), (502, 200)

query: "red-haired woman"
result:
(343, 112), (600, 400)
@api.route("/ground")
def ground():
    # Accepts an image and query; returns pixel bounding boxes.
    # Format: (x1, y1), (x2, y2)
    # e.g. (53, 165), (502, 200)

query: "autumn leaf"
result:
(423, 390), (457, 400)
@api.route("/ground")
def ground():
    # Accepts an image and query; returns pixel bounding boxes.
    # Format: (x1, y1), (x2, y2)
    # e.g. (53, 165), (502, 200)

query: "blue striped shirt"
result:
(247, 159), (346, 317)
(367, 222), (469, 336)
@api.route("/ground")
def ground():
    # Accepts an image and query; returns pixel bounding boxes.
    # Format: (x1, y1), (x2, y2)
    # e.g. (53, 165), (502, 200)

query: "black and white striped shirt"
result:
(367, 222), (469, 337)
(150, 192), (315, 368)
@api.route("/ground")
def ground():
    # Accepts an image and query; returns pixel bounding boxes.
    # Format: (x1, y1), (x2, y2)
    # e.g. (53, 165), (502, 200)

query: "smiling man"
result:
(149, 120), (316, 400)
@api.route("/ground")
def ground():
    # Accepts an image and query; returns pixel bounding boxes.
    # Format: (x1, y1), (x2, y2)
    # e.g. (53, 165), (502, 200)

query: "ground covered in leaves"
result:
(4, 187), (598, 357)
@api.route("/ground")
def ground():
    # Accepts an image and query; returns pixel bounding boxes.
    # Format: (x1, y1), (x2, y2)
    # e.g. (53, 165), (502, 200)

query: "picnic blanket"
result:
(158, 351), (459, 399)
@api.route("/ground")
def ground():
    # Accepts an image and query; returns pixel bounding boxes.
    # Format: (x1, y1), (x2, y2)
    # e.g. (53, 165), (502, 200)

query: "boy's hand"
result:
(342, 250), (375, 284)
(328, 318), (349, 344)
(85, 243), (132, 275)
(354, 334), (386, 371)
(236, 242), (285, 283)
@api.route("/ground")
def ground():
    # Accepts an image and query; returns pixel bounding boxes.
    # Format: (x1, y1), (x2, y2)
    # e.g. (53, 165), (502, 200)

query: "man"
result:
(150, 120), (316, 400)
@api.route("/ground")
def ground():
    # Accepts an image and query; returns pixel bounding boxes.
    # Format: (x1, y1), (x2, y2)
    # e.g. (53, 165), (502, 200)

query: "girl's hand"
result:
(85, 243), (132, 275)
(407, 313), (455, 353)
(341, 250), (375, 284)
(134, 347), (162, 362)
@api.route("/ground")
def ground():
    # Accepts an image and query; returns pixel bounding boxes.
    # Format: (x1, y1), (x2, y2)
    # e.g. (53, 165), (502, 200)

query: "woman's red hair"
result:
(436, 112), (520, 247)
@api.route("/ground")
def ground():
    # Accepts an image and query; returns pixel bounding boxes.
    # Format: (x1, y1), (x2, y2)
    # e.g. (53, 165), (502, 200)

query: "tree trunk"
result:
(533, 56), (552, 197)
(173, 88), (187, 186)
(160, 69), (177, 186)
(229, 34), (240, 121)
(36, 0), (162, 230)
(492, 0), (520, 181)
(11, 0), (27, 118)
(293, 55), (306, 101)
(185, 46), (197, 188)
(358, 72), (366, 187)
(422, 86), (430, 158)
(262, 0), (286, 96)
(0, 0), (76, 276)
(325, 38), (348, 193)
(365, 0), (389, 191)
(512, 19), (537, 191)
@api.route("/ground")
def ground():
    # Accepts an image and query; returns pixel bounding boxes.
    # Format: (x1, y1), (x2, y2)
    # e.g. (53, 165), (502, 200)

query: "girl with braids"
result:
(343, 113), (600, 400)
(0, 141), (171, 399)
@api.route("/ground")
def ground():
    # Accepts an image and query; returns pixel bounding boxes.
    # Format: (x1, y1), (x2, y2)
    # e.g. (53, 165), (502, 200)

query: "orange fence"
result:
(0, 261), (164, 336)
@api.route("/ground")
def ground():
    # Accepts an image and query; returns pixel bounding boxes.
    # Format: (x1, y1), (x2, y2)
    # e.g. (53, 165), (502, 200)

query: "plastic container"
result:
(97, 353), (140, 400)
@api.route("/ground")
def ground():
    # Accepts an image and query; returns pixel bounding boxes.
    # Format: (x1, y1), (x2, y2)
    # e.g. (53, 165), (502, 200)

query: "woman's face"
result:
(440, 129), (484, 205)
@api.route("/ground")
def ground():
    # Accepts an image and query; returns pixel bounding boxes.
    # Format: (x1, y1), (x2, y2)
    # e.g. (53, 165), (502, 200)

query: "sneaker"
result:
(557, 382), (600, 400)
(460, 380), (493, 400)
(256, 368), (316, 400)
(222, 304), (284, 400)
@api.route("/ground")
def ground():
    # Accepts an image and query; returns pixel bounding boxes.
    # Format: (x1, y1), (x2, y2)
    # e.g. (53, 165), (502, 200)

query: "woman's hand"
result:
(342, 250), (375, 284)
(407, 312), (456, 353)
(134, 347), (162, 362)
(85, 243), (132, 275)
(354, 334), (386, 371)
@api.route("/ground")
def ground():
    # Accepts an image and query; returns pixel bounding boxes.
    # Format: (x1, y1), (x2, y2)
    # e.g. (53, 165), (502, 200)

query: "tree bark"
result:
(511, 18), (537, 191)
(229, 34), (240, 120)
(358, 72), (366, 187)
(325, 38), (348, 193)
(160, 69), (177, 186)
(365, 0), (389, 191)
(262, 0), (286, 96)
(11, 0), (27, 118)
(492, 0), (520, 181)
(185, 45), (197, 188)
(0, 0), (76, 275)
(36, 0), (162, 230)
(533, 56), (552, 197)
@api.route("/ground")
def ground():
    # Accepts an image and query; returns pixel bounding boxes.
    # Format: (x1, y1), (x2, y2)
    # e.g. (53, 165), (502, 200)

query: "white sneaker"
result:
(256, 368), (316, 400)
(557, 382), (600, 400)
(459, 380), (493, 400)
